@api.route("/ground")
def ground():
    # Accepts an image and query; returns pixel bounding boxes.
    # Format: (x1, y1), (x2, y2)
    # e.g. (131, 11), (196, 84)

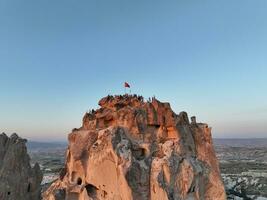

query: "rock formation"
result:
(44, 94), (226, 200)
(0, 133), (43, 200)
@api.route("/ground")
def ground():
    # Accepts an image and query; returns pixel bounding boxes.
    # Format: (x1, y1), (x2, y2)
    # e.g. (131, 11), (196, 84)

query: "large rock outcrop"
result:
(0, 133), (43, 200)
(44, 95), (226, 200)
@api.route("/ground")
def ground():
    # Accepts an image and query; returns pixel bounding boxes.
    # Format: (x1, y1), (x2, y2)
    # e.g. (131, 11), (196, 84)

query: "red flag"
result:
(124, 82), (130, 88)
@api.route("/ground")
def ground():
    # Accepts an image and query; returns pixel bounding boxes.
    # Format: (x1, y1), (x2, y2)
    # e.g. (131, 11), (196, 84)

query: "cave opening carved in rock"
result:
(27, 183), (31, 192)
(77, 177), (82, 185)
(132, 147), (146, 160)
(85, 184), (99, 198)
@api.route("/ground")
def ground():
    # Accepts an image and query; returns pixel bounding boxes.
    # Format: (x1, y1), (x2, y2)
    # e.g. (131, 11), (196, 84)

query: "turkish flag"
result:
(124, 82), (130, 88)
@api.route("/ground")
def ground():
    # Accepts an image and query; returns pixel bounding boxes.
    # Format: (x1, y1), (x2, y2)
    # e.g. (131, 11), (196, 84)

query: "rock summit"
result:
(44, 94), (226, 200)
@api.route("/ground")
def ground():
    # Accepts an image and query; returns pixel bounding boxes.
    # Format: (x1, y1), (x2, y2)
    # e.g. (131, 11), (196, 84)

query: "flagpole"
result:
(124, 82), (130, 95)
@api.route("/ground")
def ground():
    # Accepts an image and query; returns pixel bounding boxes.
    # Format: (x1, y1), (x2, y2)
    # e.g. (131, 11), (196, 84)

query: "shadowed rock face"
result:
(0, 133), (43, 200)
(43, 94), (226, 200)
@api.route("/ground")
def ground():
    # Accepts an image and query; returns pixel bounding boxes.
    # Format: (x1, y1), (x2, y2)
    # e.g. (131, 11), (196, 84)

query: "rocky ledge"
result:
(0, 133), (43, 200)
(43, 94), (226, 200)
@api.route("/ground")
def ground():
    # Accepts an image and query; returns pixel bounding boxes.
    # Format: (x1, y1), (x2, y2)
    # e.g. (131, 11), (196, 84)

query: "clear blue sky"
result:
(0, 0), (267, 141)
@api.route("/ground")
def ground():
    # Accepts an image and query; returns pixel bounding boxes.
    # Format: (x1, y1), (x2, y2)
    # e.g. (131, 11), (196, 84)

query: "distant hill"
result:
(26, 141), (67, 150)
(26, 138), (267, 150)
(214, 138), (267, 147)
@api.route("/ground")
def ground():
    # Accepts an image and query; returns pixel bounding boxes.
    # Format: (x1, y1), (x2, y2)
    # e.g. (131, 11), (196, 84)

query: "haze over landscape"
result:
(1, 0), (267, 141)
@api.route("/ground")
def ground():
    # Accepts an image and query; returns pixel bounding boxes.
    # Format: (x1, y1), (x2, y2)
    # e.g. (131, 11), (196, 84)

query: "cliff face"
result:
(0, 133), (43, 200)
(44, 95), (226, 200)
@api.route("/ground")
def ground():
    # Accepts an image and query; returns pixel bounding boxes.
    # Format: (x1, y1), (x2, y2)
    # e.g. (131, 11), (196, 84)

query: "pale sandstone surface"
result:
(0, 133), (43, 200)
(43, 95), (226, 200)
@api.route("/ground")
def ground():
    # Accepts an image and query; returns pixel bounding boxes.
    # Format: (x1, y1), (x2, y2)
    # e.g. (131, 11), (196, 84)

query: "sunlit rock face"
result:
(0, 133), (43, 200)
(43, 95), (226, 200)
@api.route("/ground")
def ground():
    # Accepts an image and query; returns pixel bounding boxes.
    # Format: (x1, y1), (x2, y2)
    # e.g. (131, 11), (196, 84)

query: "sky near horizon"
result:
(0, 0), (267, 141)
